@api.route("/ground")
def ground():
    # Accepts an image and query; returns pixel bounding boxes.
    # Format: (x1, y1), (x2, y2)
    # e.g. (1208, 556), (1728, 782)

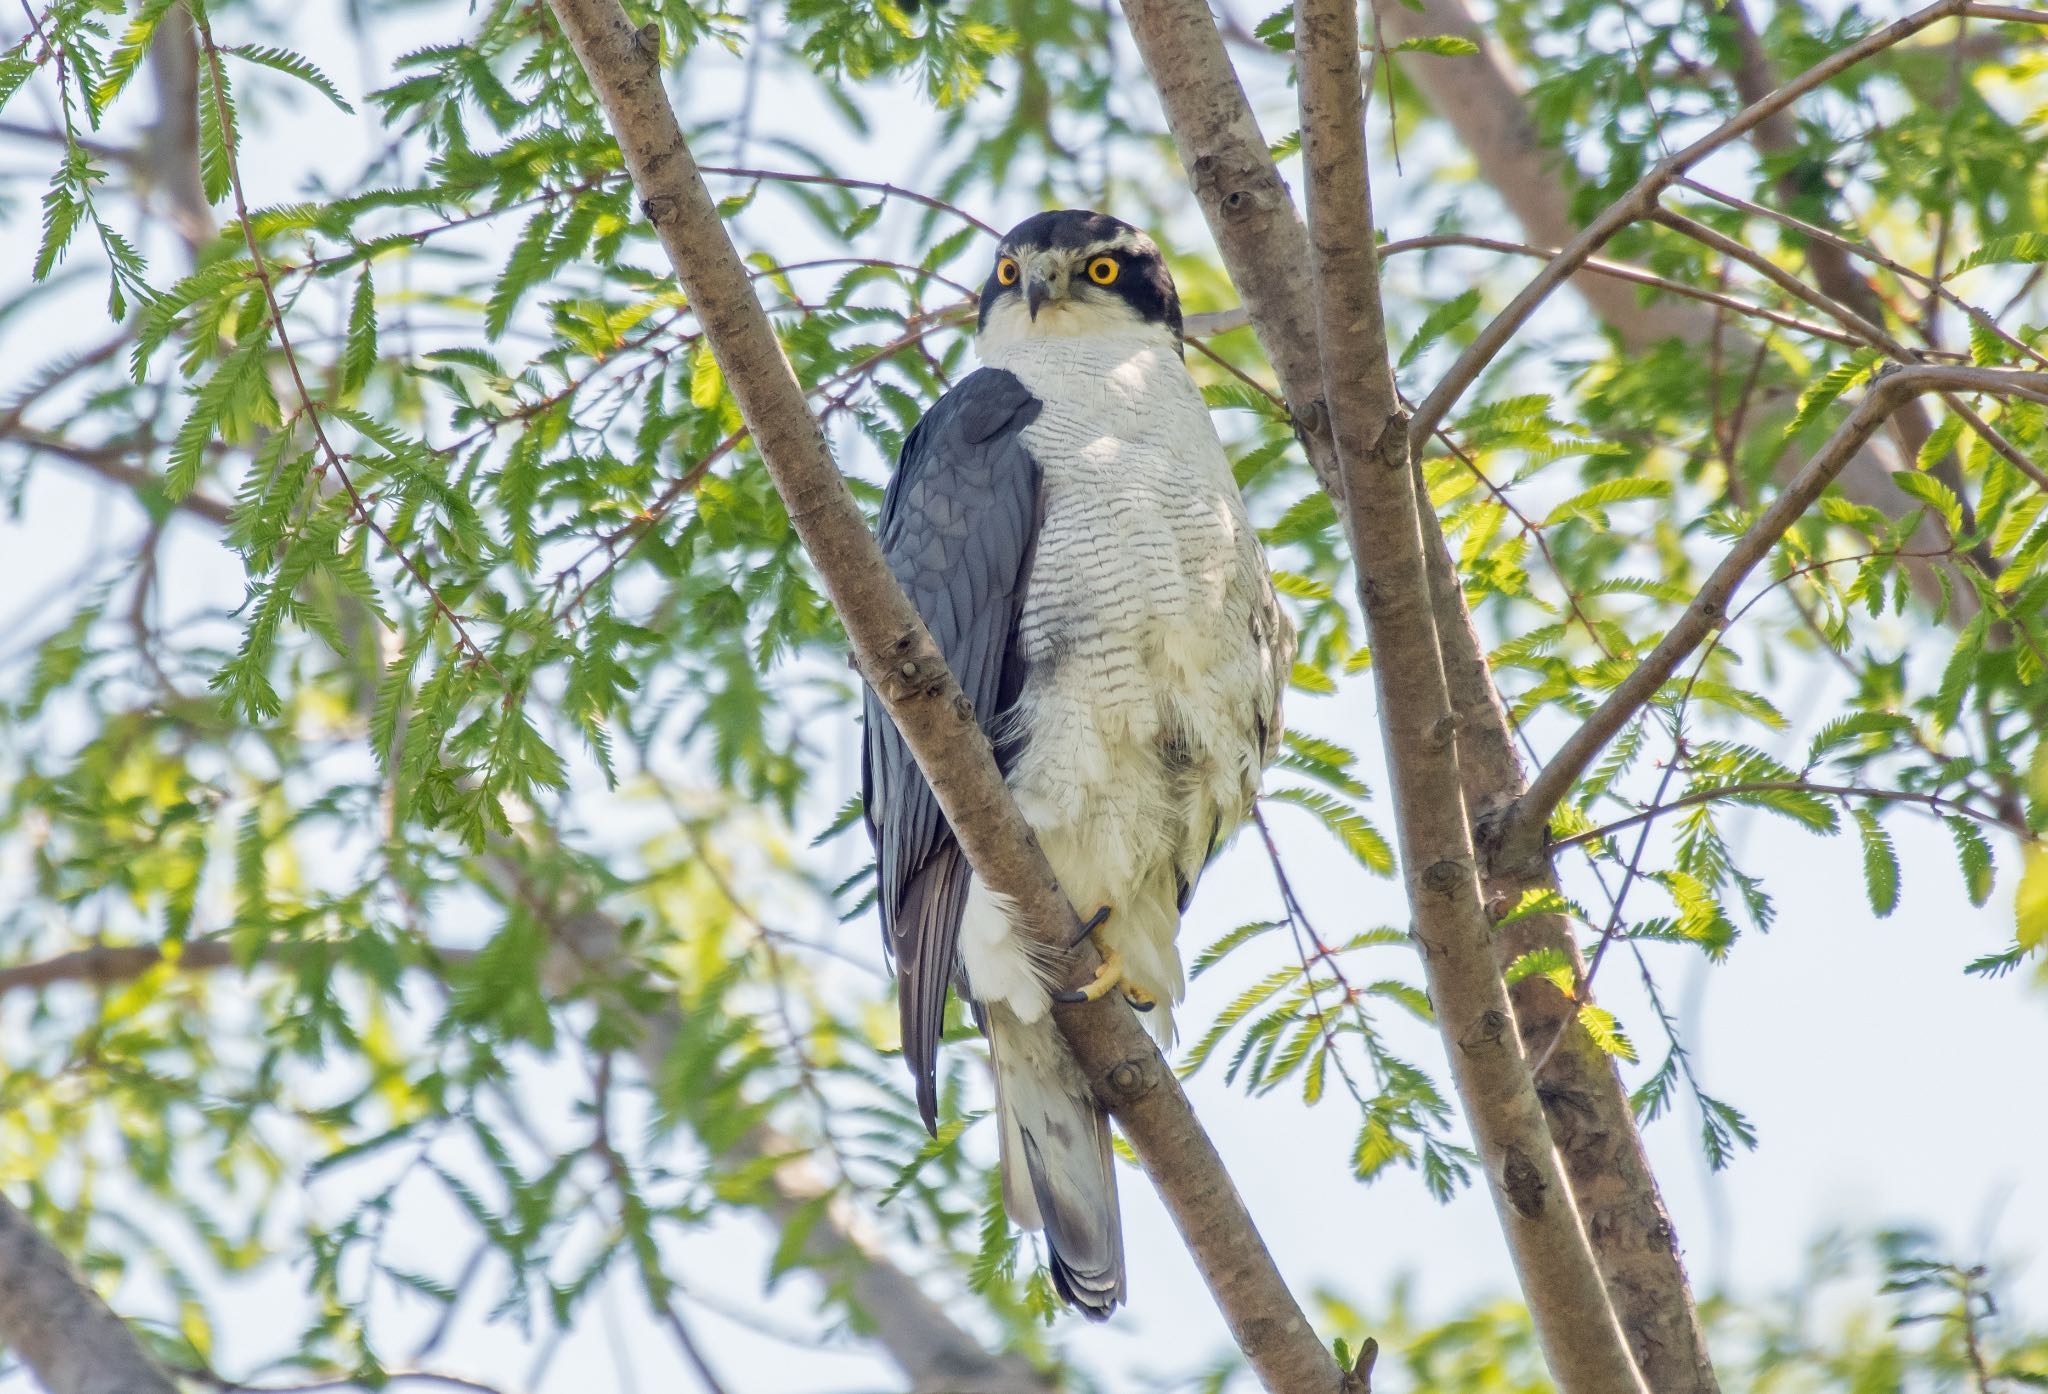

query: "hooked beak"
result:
(1023, 252), (1068, 320)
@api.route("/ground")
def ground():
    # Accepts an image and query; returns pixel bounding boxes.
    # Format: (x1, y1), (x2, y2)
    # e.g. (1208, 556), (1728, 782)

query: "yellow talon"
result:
(1053, 907), (1155, 1012)
(1069, 943), (1128, 1003)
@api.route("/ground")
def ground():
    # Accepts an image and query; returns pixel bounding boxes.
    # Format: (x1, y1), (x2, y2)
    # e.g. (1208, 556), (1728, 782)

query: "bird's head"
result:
(975, 209), (1182, 353)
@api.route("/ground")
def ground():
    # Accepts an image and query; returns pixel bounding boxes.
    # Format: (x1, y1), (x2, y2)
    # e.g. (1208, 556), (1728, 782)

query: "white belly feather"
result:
(957, 332), (1292, 1046)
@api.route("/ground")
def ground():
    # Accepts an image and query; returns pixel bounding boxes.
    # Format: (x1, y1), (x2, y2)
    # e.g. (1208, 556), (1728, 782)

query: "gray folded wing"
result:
(860, 367), (1042, 1132)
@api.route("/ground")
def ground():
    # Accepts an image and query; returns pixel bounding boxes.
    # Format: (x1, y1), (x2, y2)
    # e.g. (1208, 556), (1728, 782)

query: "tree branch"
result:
(541, 3), (1336, 1387)
(1409, 0), (1973, 449)
(1116, 1), (1720, 1382)
(1294, 2), (1645, 1389)
(1509, 363), (2048, 850)
(0, 940), (236, 996)
(0, 1193), (179, 1394)
(1118, 0), (1344, 496)
(1553, 779), (2038, 851)
(0, 426), (233, 526)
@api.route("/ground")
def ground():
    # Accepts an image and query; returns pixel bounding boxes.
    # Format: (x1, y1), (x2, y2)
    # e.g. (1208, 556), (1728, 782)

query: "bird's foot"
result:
(1053, 906), (1154, 1011)
(1051, 942), (1128, 1005)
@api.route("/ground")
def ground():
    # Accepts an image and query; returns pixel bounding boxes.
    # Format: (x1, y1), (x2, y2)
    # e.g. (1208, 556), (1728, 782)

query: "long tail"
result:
(985, 1006), (1125, 1318)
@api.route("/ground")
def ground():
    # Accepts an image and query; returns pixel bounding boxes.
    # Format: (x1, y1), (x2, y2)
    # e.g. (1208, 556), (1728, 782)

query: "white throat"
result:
(975, 295), (1179, 358)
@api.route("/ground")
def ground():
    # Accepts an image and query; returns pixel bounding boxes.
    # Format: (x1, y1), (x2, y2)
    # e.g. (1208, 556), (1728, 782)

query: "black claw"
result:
(1051, 988), (1088, 1005)
(1070, 904), (1112, 948)
(1127, 996), (1155, 1013)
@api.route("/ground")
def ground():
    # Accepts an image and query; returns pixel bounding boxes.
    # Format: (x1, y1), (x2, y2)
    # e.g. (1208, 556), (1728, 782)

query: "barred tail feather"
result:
(986, 1006), (1125, 1318)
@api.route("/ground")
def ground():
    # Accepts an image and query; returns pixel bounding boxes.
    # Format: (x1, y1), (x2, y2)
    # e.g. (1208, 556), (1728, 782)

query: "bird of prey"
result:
(861, 209), (1294, 1317)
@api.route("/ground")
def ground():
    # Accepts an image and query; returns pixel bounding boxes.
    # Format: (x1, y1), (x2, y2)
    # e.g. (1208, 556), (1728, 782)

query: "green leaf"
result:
(1945, 817), (1995, 908)
(877, 1111), (984, 1206)
(1393, 34), (1480, 55)
(2018, 843), (2048, 952)
(342, 266), (378, 393)
(1398, 288), (1480, 370)
(1289, 661), (1336, 695)
(1951, 232), (2048, 276)
(96, 0), (183, 109)
(225, 43), (354, 111)
(1854, 807), (1900, 917)
(1541, 477), (1670, 527)
(1892, 470), (1964, 534)
(1576, 1004), (1637, 1062)
(1785, 349), (1880, 439)
(196, 49), (239, 206)
(168, 336), (274, 498)
(1352, 1115), (1412, 1181)
(1805, 711), (1915, 766)
(690, 344), (726, 410)
(1191, 920), (1283, 980)
(1503, 947), (1571, 988)
(844, 198), (885, 238)
(33, 156), (87, 282)
(486, 210), (559, 340)
(1264, 787), (1394, 875)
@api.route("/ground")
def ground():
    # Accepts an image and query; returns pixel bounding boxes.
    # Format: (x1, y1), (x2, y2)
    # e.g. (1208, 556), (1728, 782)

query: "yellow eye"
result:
(1087, 256), (1120, 285)
(996, 257), (1020, 286)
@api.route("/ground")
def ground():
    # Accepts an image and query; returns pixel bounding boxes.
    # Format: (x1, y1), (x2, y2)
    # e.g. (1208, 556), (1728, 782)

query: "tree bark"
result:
(1294, 1), (1647, 1389)
(1118, 1), (1717, 1385)
(0, 1195), (179, 1394)
(542, 2), (1341, 1387)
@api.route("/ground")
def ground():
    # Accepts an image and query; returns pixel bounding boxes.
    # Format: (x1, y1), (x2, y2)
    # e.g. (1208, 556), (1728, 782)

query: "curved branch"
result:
(541, 4), (1336, 1388)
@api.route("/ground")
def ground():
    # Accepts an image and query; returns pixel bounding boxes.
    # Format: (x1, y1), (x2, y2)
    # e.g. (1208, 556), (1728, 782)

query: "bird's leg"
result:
(1052, 906), (1156, 1012)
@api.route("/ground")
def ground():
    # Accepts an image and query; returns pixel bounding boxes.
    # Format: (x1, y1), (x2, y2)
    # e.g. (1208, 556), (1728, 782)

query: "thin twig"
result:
(699, 164), (999, 237)
(191, 15), (505, 685)
(1410, 0), (1976, 448)
(1554, 778), (2036, 850)
(1509, 363), (2048, 852)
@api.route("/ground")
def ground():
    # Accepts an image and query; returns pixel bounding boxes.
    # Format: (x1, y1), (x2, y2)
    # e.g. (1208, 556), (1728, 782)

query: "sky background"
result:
(1, 2), (2043, 1391)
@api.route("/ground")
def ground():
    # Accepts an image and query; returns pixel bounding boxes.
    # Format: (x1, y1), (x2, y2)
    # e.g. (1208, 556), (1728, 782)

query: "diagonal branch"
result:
(1294, 1), (1645, 1389)
(1508, 363), (2048, 851)
(1409, 0), (1973, 448)
(1117, 0), (1720, 1384)
(541, 3), (1337, 1388)
(0, 1194), (180, 1394)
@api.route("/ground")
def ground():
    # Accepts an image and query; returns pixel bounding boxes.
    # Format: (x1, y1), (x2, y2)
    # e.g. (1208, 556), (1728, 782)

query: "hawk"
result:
(861, 209), (1294, 1317)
